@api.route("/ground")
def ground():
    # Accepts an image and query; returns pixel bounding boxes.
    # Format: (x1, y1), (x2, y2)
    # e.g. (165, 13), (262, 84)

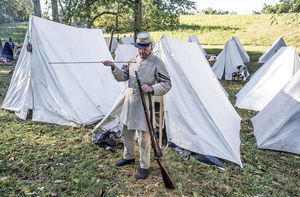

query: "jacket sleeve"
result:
(152, 60), (172, 96)
(112, 64), (129, 82)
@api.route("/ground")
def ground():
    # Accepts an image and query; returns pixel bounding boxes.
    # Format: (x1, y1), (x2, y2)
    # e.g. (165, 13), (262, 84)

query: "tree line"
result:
(0, 0), (33, 24)
(200, 7), (237, 15)
(261, 0), (299, 14)
(0, 0), (195, 38)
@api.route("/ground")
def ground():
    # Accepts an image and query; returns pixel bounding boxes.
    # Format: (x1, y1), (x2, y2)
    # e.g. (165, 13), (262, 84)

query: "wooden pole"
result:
(159, 96), (164, 147)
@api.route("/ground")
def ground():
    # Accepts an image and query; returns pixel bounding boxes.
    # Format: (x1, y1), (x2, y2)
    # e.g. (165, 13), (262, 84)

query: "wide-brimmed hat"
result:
(134, 32), (152, 48)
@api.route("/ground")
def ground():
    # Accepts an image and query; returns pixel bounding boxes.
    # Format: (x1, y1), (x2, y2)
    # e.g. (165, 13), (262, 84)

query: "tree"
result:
(58, 0), (195, 35)
(261, 0), (300, 14)
(133, 0), (142, 40)
(0, 0), (33, 24)
(33, 0), (41, 17)
(252, 10), (261, 15)
(201, 7), (230, 15)
(51, 0), (59, 22)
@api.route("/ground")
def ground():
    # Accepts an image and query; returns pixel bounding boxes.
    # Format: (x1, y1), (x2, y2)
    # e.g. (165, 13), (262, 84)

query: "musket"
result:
(49, 61), (136, 64)
(135, 71), (175, 189)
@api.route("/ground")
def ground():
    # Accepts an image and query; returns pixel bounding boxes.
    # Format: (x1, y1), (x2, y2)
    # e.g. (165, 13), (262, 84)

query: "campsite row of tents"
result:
(1, 16), (299, 169)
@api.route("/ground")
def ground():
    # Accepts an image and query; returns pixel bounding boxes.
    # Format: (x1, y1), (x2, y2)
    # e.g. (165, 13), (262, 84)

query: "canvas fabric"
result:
(119, 36), (134, 45)
(114, 44), (138, 68)
(252, 70), (300, 155)
(212, 39), (244, 80)
(258, 36), (286, 63)
(104, 37), (119, 53)
(1, 16), (123, 126)
(187, 35), (207, 55)
(235, 47), (300, 111)
(232, 36), (250, 63)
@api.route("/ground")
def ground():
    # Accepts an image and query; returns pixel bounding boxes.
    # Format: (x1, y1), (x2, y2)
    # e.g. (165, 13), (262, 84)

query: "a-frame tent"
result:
(1, 16), (123, 126)
(258, 36), (286, 63)
(187, 35), (207, 56)
(235, 47), (300, 111)
(252, 70), (300, 155)
(212, 39), (244, 80)
(232, 36), (250, 63)
(94, 35), (243, 167)
(119, 36), (134, 45)
(114, 44), (138, 68)
(104, 37), (119, 53)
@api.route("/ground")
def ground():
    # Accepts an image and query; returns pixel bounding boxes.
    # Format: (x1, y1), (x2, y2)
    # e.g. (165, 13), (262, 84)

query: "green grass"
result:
(151, 14), (300, 51)
(0, 22), (28, 45)
(1, 14), (299, 52)
(1, 14), (300, 196)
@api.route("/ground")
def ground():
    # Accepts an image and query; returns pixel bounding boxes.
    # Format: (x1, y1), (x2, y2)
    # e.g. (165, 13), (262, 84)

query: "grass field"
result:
(0, 14), (300, 196)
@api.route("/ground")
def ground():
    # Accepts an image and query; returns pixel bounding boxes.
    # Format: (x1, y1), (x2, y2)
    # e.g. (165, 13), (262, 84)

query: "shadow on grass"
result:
(247, 50), (264, 63)
(205, 48), (222, 56)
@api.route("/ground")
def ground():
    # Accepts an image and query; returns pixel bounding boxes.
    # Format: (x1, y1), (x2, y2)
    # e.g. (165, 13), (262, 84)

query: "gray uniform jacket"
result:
(112, 53), (172, 131)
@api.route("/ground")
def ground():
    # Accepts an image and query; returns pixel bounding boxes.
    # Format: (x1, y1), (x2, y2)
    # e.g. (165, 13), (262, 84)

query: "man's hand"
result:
(101, 60), (116, 69)
(141, 84), (153, 93)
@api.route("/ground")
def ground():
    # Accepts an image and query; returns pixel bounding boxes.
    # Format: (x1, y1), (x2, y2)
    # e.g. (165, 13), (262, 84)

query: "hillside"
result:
(1, 14), (299, 52)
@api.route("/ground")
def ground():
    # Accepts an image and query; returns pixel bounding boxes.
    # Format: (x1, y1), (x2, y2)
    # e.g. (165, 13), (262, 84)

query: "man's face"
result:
(138, 44), (152, 59)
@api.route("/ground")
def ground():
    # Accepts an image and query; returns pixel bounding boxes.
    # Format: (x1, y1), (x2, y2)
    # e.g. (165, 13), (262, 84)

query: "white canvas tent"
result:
(94, 35), (243, 167)
(252, 70), (300, 155)
(187, 35), (207, 56)
(119, 36), (134, 45)
(212, 39), (244, 80)
(1, 16), (123, 126)
(258, 36), (287, 63)
(114, 44), (138, 68)
(104, 37), (119, 53)
(235, 47), (300, 111)
(232, 36), (250, 63)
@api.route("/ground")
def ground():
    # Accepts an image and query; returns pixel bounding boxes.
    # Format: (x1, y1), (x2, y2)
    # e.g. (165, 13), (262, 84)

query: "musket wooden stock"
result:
(135, 71), (175, 189)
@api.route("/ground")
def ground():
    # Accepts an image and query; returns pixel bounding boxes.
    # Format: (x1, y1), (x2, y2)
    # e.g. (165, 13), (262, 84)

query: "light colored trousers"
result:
(122, 125), (151, 169)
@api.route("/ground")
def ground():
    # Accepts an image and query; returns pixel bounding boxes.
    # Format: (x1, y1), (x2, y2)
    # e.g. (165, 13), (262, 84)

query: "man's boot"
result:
(115, 159), (135, 167)
(137, 168), (149, 179)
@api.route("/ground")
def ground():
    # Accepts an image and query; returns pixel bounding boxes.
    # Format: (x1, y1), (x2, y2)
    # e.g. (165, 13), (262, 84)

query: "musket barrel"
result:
(135, 71), (175, 189)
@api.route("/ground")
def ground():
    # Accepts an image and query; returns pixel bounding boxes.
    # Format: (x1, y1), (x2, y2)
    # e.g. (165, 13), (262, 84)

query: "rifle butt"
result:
(157, 160), (175, 189)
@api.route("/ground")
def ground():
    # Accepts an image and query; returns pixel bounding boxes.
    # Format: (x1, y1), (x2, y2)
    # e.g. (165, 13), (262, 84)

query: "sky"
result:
(195, 0), (280, 14)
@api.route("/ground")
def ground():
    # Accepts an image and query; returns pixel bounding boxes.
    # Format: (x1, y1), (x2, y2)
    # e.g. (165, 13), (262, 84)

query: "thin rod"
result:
(49, 61), (136, 64)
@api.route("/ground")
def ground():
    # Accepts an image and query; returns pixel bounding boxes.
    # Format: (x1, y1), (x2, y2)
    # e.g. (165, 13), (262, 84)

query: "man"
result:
(102, 32), (171, 179)
(1, 38), (14, 60)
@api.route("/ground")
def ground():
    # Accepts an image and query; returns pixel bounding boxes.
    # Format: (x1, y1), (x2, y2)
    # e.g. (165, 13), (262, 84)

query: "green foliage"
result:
(201, 7), (230, 15)
(59, 0), (195, 32)
(0, 0), (33, 24)
(262, 0), (300, 14)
